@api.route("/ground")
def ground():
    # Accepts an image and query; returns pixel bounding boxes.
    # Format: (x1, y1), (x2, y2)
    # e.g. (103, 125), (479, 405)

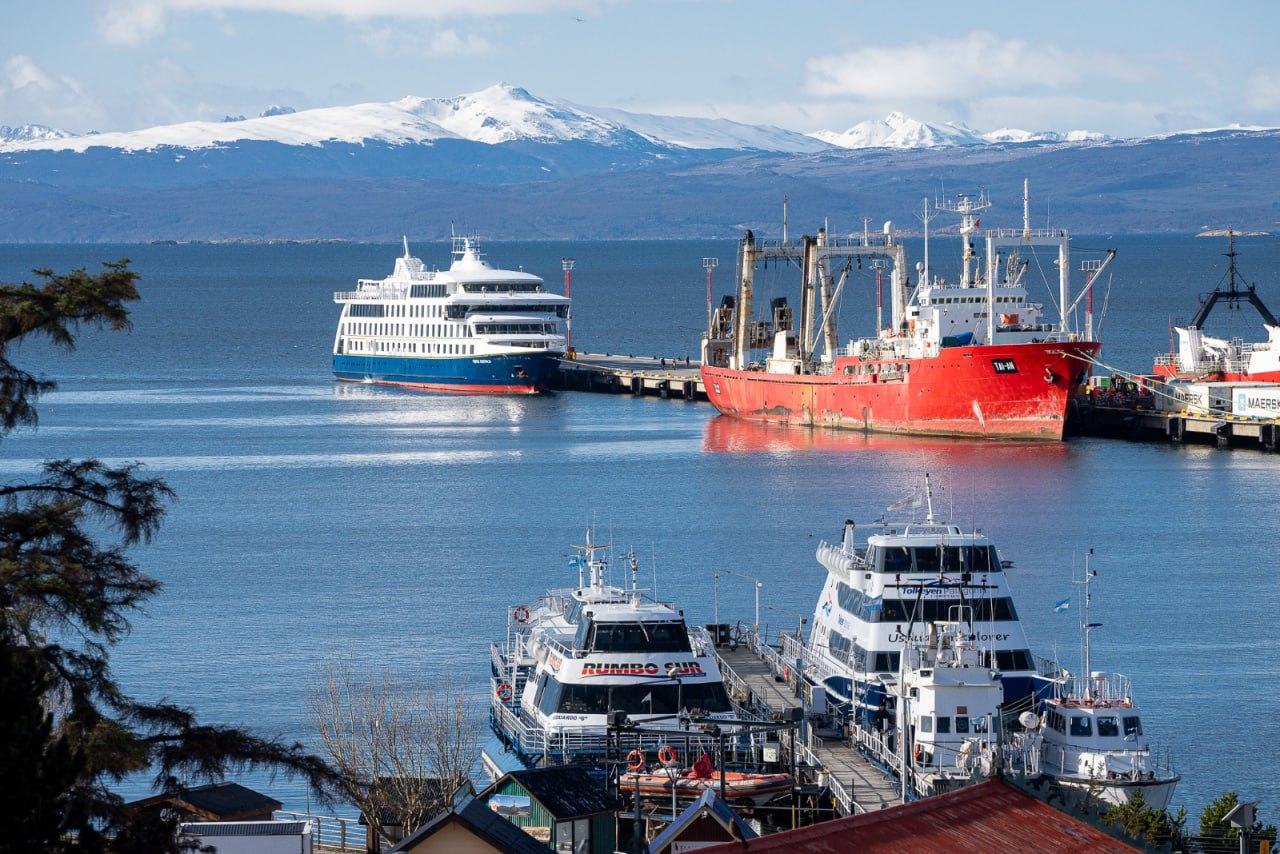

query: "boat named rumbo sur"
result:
(332, 235), (569, 393)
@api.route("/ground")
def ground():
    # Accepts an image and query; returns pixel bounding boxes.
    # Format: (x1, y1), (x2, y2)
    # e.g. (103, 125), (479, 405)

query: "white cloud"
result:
(360, 23), (494, 58)
(803, 32), (1143, 102)
(0, 56), (106, 130)
(99, 0), (593, 43)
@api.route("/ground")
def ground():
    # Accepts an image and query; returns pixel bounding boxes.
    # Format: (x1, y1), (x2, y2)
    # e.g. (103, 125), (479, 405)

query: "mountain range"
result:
(1, 84), (1277, 242)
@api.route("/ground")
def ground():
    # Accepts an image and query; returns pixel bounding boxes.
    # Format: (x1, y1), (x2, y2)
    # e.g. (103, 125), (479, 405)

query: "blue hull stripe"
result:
(332, 352), (557, 389)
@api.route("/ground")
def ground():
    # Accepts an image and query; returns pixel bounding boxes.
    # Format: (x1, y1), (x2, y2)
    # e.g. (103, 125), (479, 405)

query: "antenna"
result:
(916, 197), (941, 286)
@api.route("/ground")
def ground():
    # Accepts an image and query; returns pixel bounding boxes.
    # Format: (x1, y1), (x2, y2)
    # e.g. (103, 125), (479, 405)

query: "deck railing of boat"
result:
(490, 697), (753, 767)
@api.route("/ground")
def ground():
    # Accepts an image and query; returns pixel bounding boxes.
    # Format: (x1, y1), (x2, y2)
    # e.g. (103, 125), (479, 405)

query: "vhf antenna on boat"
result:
(1081, 549), (1101, 701)
(923, 472), (936, 522)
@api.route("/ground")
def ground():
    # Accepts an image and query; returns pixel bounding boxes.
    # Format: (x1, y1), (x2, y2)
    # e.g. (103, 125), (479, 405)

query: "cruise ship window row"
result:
(339, 339), (476, 356)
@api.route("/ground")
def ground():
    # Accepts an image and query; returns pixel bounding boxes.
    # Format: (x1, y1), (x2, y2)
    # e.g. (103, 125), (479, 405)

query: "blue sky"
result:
(3, 0), (1279, 138)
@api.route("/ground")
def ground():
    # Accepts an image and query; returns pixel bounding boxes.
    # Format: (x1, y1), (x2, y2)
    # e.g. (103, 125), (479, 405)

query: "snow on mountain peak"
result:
(0, 87), (1112, 156)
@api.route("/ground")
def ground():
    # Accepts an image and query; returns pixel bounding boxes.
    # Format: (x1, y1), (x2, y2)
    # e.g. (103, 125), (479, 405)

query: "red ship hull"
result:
(702, 341), (1099, 440)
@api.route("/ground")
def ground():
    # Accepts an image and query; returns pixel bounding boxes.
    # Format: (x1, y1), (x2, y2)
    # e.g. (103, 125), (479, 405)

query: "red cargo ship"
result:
(700, 184), (1115, 440)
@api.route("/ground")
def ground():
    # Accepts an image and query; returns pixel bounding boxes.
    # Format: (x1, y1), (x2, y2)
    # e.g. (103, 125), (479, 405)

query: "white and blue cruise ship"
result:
(332, 236), (570, 393)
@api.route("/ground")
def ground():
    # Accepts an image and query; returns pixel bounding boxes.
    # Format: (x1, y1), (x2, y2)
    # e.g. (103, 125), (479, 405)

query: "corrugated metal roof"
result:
(181, 821), (310, 837)
(696, 778), (1143, 853)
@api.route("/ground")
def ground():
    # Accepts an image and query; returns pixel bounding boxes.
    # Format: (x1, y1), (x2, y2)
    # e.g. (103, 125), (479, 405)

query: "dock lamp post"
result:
(724, 570), (762, 634)
(561, 258), (575, 354)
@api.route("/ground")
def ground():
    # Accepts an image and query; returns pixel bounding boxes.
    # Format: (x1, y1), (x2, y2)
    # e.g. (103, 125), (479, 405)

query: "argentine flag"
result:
(1053, 598), (1070, 613)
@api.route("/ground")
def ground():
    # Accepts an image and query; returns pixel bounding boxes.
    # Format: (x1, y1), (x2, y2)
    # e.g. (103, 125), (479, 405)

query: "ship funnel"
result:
(883, 221), (893, 236)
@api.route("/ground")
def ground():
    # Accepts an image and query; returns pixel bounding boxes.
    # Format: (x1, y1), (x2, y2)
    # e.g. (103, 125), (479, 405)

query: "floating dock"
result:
(552, 354), (706, 401)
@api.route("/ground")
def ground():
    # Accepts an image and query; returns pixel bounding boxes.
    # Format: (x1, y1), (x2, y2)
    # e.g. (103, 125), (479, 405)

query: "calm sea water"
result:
(1, 236), (1278, 819)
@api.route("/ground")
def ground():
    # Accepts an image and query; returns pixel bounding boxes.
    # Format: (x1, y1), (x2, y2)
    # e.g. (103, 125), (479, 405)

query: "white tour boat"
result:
(484, 531), (747, 776)
(806, 475), (1051, 740)
(1033, 552), (1179, 809)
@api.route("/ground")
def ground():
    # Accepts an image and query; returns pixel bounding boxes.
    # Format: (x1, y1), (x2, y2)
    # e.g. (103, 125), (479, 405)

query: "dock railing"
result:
(274, 810), (362, 851)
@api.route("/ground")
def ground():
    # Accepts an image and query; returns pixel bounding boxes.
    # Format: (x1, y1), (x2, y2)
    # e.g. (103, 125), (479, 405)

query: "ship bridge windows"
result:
(872, 545), (1000, 574)
(1069, 716), (1092, 737)
(578, 619), (692, 653)
(1096, 716), (1120, 737)
(347, 304), (385, 317)
(851, 642), (898, 674)
(540, 681), (732, 716)
(475, 322), (556, 335)
(1123, 716), (1142, 737)
(983, 649), (1034, 672)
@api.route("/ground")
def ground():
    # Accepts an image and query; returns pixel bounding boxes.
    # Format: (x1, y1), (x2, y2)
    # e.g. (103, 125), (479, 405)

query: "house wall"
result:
(398, 823), (503, 854)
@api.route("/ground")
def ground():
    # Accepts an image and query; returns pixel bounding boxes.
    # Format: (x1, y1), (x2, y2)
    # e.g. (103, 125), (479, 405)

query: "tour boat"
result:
(701, 182), (1116, 439)
(805, 476), (1051, 735)
(484, 531), (747, 774)
(1153, 231), (1280, 383)
(332, 235), (569, 393)
(1033, 553), (1179, 809)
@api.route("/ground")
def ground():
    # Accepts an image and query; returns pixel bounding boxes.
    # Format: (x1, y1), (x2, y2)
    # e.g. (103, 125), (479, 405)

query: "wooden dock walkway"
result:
(712, 637), (903, 816)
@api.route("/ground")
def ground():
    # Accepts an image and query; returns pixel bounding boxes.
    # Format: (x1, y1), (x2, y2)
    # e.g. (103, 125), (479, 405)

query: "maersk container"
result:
(1154, 382), (1233, 414)
(1232, 385), (1280, 419)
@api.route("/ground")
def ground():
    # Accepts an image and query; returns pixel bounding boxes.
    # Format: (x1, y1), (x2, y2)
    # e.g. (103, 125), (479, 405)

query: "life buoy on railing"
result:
(627, 750), (646, 771)
(657, 745), (677, 766)
(512, 605), (530, 623)
(784, 666), (791, 683)
(496, 683), (513, 702)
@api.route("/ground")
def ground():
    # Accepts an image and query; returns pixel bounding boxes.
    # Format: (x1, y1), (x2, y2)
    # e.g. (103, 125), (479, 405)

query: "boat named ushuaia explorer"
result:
(332, 236), (569, 393)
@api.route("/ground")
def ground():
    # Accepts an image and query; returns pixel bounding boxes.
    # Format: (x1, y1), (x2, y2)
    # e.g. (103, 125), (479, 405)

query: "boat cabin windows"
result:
(850, 642), (898, 674)
(461, 282), (543, 294)
(1124, 716), (1142, 737)
(861, 596), (1019, 624)
(575, 618), (692, 653)
(1096, 716), (1120, 737)
(986, 649), (1035, 673)
(1070, 716), (1092, 737)
(871, 545), (1001, 574)
(538, 680), (732, 716)
(1045, 708), (1067, 734)
(935, 716), (950, 734)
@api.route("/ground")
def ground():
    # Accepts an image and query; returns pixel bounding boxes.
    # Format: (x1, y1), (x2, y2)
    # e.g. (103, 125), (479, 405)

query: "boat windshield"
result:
(576, 619), (692, 653)
(538, 681), (732, 716)
(875, 545), (1001, 574)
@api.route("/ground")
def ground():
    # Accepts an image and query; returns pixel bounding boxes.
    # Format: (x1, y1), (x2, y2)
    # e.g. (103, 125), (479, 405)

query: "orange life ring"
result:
(496, 683), (513, 702)
(784, 666), (791, 683)
(512, 606), (530, 623)
(627, 750), (646, 771)
(658, 745), (677, 765)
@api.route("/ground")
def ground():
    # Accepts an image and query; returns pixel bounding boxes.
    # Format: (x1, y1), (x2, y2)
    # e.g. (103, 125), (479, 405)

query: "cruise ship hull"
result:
(702, 341), (1099, 440)
(333, 351), (558, 394)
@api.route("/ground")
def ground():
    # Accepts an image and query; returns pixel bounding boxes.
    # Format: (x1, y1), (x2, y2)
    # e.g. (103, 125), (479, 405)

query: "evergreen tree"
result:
(0, 262), (339, 852)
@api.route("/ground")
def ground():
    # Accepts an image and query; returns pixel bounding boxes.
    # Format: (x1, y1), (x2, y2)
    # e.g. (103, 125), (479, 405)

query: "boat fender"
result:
(627, 750), (646, 771)
(496, 683), (513, 702)
(658, 745), (678, 765)
(914, 744), (923, 764)
(512, 605), (530, 623)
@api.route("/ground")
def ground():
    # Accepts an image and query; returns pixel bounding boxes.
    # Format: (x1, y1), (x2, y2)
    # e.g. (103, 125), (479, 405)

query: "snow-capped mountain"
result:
(0, 84), (828, 155)
(0, 84), (1103, 156)
(0, 123), (71, 144)
(810, 112), (987, 149)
